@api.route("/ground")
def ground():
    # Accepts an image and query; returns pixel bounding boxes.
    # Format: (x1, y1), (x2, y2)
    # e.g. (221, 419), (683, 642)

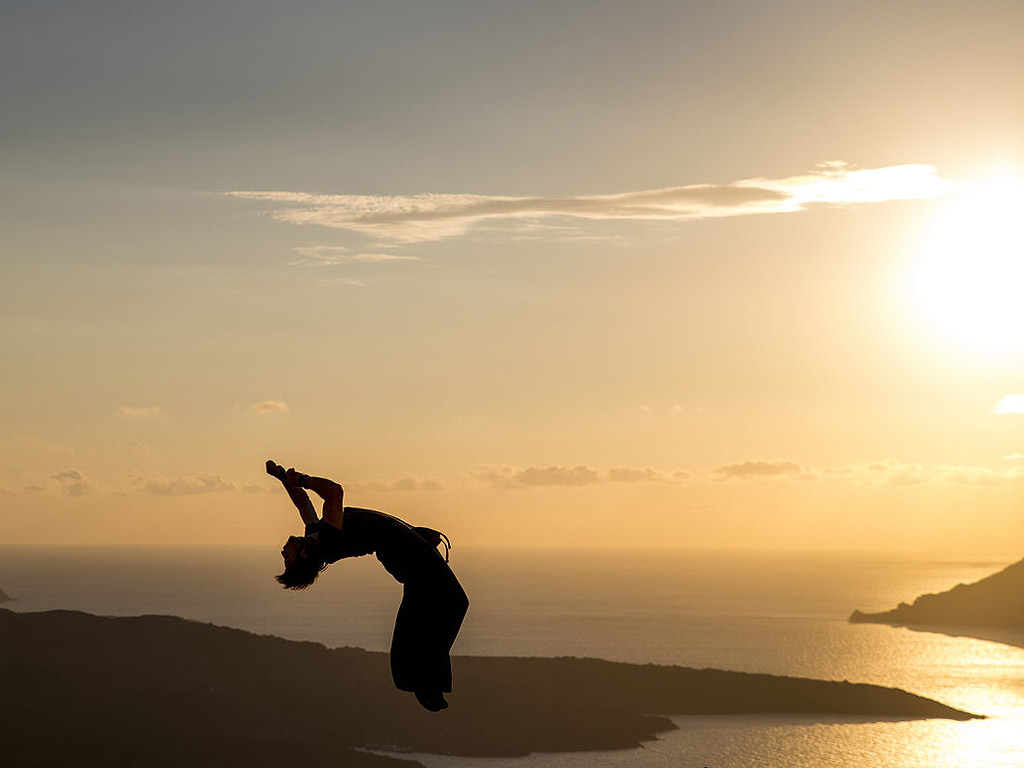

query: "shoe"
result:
(414, 691), (449, 711)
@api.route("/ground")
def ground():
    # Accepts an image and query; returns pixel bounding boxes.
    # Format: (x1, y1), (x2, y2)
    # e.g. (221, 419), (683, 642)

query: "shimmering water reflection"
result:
(405, 715), (1024, 768)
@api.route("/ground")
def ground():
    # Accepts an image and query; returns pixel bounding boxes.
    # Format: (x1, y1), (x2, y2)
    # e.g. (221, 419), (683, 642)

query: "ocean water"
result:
(2, 546), (1022, 767)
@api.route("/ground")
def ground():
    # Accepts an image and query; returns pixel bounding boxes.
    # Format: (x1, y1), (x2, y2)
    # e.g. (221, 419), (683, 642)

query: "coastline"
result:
(1, 608), (979, 767)
(849, 555), (1024, 649)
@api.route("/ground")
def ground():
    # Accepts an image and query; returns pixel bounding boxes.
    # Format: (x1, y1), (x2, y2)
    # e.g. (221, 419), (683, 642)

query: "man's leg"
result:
(290, 470), (344, 526)
(392, 583), (449, 711)
(266, 460), (317, 526)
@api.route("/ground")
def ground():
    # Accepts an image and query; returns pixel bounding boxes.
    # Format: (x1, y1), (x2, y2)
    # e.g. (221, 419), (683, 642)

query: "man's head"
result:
(276, 535), (327, 590)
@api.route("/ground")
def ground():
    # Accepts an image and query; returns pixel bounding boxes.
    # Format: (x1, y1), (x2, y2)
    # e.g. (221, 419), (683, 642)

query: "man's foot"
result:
(266, 460), (286, 481)
(285, 467), (310, 488)
(414, 691), (449, 712)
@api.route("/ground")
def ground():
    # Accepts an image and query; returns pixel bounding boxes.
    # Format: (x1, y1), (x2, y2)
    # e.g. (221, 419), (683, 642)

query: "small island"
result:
(0, 586), (11, 603)
(850, 556), (1024, 638)
(1, 608), (977, 767)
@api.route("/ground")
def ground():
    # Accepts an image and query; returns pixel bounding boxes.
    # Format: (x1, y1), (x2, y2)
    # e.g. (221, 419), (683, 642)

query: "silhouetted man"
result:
(267, 460), (469, 711)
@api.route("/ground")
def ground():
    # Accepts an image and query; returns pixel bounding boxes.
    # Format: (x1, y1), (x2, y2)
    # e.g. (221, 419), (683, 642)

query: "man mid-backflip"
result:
(266, 460), (469, 711)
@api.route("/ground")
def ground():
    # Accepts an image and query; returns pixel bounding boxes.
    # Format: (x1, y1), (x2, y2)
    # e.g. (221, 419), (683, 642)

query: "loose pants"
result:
(389, 561), (469, 694)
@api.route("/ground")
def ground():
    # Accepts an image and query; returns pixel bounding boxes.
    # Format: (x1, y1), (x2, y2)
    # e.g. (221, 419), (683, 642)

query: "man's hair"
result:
(276, 539), (328, 590)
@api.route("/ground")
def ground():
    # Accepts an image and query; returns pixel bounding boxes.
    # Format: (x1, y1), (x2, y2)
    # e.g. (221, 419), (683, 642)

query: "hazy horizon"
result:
(1, 542), (1019, 563)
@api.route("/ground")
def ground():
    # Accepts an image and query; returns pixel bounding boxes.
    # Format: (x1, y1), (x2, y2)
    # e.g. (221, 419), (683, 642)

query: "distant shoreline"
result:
(850, 556), (1024, 647)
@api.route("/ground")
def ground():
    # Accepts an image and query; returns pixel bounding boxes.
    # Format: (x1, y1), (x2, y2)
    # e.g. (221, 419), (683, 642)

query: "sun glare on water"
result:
(909, 176), (1024, 354)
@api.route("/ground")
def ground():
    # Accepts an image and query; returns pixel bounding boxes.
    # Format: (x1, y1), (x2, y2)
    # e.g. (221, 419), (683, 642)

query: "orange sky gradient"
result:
(2, 0), (1023, 555)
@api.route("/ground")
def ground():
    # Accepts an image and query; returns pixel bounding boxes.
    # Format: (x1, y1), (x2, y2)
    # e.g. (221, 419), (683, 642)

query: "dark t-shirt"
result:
(310, 507), (444, 584)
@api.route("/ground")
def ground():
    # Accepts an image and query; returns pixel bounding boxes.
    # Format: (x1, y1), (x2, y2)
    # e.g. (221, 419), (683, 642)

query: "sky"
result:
(2, 0), (1024, 555)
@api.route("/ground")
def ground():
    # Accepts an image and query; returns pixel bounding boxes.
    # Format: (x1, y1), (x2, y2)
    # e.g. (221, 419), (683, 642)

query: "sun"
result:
(909, 176), (1024, 353)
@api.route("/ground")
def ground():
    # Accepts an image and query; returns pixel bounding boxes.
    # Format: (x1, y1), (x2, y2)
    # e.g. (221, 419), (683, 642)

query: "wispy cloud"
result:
(135, 473), (237, 496)
(714, 460), (803, 480)
(995, 393), (1024, 414)
(352, 252), (418, 262)
(22, 469), (99, 496)
(475, 220), (619, 243)
(116, 405), (165, 418)
(818, 459), (1024, 487)
(824, 460), (929, 486)
(48, 469), (97, 496)
(473, 464), (684, 489)
(251, 400), (290, 415)
(473, 465), (603, 489)
(228, 162), (955, 245)
(471, 457), (1024, 490)
(607, 466), (668, 483)
(292, 245), (418, 266)
(292, 245), (349, 265)
(349, 475), (445, 493)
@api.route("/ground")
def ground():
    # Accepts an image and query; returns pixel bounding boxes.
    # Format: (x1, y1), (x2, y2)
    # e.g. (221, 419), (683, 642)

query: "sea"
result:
(1, 545), (1022, 768)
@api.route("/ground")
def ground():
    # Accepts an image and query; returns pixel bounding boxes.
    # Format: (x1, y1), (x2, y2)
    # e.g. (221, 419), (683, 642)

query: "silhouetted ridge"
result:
(850, 557), (1024, 631)
(0, 609), (978, 768)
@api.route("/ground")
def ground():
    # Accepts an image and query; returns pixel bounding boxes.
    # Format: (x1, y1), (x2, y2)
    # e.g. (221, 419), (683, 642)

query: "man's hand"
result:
(266, 460), (287, 481)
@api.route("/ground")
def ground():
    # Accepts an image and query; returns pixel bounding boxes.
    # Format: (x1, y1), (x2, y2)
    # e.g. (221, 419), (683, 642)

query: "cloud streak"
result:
(472, 464), (684, 489)
(292, 246), (417, 266)
(135, 473), (237, 496)
(116, 405), (164, 418)
(228, 162), (955, 244)
(49, 469), (96, 496)
(22, 469), (99, 496)
(813, 459), (1024, 487)
(349, 475), (445, 493)
(251, 400), (289, 415)
(471, 458), (1024, 490)
(995, 393), (1024, 414)
(714, 460), (803, 479)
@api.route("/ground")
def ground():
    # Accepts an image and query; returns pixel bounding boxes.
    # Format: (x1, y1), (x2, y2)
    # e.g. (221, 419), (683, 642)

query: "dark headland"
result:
(850, 556), (1024, 644)
(1, 608), (977, 768)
